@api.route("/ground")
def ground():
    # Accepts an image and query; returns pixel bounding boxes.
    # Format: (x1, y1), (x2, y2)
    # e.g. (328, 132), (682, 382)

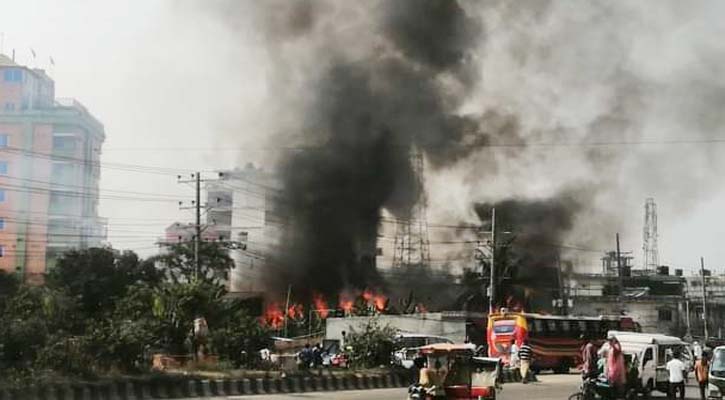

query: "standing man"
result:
(695, 352), (710, 400)
(518, 339), (533, 384)
(666, 350), (687, 400)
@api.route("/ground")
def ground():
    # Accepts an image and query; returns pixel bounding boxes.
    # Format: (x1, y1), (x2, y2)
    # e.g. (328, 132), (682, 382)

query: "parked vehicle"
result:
(487, 311), (638, 372)
(608, 330), (693, 396)
(707, 345), (725, 399)
(393, 334), (454, 369)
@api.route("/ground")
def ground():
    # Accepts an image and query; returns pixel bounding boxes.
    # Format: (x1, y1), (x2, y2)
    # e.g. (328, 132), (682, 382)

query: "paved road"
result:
(179, 373), (706, 400)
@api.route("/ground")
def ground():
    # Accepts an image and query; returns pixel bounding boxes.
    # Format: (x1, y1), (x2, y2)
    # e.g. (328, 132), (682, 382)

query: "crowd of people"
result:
(573, 334), (709, 400)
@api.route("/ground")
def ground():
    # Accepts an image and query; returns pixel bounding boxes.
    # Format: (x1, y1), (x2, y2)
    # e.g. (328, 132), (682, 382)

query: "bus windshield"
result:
(493, 321), (516, 334)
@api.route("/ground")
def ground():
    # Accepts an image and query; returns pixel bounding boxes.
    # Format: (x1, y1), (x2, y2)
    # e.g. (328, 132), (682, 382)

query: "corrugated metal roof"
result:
(0, 54), (18, 67)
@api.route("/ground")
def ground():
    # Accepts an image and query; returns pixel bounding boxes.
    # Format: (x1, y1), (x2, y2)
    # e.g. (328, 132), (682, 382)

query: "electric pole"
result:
(178, 172), (217, 280)
(701, 256), (709, 341)
(489, 207), (496, 314)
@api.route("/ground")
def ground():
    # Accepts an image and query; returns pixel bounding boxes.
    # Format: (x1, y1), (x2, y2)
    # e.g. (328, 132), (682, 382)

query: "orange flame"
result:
(287, 303), (304, 320)
(313, 293), (330, 319)
(373, 294), (387, 312)
(362, 289), (373, 302)
(262, 302), (285, 329)
(339, 293), (354, 314)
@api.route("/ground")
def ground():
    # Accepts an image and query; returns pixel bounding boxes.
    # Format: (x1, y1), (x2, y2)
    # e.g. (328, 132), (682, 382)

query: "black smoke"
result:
(473, 191), (583, 311)
(267, 0), (517, 298)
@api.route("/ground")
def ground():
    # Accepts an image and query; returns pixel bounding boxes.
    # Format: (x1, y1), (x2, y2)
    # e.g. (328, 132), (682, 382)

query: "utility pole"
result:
(701, 257), (709, 341)
(178, 172), (223, 280)
(283, 285), (292, 337)
(194, 172), (201, 279)
(489, 207), (496, 314)
(685, 298), (691, 338)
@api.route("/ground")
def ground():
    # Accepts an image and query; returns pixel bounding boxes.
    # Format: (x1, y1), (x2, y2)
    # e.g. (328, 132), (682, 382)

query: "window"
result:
(52, 135), (78, 150)
(51, 162), (77, 185)
(2, 68), (22, 82)
(658, 308), (673, 321)
(0, 134), (8, 147)
(0, 189), (5, 202)
(0, 218), (4, 230)
(0, 161), (7, 175)
(0, 245), (4, 257)
(4, 103), (15, 111)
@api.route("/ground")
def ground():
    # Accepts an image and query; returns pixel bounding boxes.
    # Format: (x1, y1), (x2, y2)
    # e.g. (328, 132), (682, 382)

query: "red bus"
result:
(487, 311), (638, 373)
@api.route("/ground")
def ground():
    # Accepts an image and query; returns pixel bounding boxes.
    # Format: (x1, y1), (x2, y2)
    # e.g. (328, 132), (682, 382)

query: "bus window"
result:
(534, 319), (545, 336)
(562, 320), (571, 333)
(586, 321), (598, 336)
(546, 320), (557, 335)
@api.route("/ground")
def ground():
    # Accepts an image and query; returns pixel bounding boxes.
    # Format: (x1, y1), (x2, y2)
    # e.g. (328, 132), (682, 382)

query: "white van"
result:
(391, 333), (454, 369)
(608, 331), (693, 396)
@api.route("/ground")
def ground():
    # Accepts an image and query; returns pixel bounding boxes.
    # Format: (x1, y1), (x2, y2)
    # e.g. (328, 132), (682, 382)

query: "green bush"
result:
(345, 319), (396, 368)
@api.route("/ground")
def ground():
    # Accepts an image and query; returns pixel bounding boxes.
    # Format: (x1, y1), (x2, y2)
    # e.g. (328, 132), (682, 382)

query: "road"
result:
(181, 373), (707, 400)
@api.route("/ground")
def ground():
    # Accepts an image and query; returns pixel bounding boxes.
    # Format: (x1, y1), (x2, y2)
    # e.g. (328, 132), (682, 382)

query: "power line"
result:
(99, 137), (725, 152)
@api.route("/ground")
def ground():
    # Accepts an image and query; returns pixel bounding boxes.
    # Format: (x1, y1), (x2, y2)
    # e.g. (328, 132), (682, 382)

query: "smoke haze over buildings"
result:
(3, 0), (718, 292)
(184, 0), (725, 296)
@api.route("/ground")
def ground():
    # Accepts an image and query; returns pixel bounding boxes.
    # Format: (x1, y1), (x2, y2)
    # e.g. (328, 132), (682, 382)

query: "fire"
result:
(262, 302), (285, 329)
(362, 289), (373, 302)
(287, 303), (304, 320)
(416, 303), (428, 313)
(373, 294), (387, 312)
(313, 293), (330, 319)
(340, 297), (354, 314)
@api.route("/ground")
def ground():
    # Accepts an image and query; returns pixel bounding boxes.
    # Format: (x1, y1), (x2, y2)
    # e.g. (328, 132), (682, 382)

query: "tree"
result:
(209, 307), (271, 368)
(0, 286), (80, 371)
(152, 241), (234, 285)
(151, 279), (228, 354)
(46, 247), (162, 317)
(0, 270), (19, 310)
(345, 319), (396, 368)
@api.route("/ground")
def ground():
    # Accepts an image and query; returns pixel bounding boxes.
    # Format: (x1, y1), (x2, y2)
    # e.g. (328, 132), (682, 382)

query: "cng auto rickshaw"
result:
(408, 343), (501, 400)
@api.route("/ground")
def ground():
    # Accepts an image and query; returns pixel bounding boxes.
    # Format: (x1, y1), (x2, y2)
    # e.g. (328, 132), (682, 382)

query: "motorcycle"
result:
(568, 377), (638, 400)
(408, 384), (438, 400)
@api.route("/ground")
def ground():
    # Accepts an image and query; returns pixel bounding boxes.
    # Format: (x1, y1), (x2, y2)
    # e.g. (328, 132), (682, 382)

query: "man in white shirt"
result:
(666, 351), (687, 400)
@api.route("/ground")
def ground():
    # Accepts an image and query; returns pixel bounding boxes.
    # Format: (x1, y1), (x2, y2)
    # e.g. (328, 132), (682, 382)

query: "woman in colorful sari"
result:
(607, 337), (627, 398)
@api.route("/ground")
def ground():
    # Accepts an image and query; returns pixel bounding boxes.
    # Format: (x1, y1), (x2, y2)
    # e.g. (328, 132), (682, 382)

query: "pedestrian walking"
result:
(518, 339), (533, 383)
(666, 350), (687, 400)
(510, 339), (519, 368)
(695, 352), (710, 400)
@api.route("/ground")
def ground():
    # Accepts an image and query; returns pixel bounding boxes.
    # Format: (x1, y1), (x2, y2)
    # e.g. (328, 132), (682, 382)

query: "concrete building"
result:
(0, 54), (105, 282)
(206, 164), (281, 293)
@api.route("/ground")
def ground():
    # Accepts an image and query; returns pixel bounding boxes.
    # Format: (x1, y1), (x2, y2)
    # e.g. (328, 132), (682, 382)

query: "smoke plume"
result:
(185, 0), (725, 298)
(261, 0), (519, 298)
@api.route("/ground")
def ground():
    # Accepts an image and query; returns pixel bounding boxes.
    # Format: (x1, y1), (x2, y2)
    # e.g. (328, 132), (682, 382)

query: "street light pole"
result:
(701, 257), (709, 341)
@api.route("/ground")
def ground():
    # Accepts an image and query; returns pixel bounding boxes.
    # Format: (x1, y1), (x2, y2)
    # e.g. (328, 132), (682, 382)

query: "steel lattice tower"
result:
(642, 197), (659, 271)
(392, 147), (431, 267)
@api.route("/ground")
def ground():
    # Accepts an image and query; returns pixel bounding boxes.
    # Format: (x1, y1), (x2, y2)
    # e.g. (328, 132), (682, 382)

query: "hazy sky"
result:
(0, 0), (270, 257)
(1, 0), (724, 274)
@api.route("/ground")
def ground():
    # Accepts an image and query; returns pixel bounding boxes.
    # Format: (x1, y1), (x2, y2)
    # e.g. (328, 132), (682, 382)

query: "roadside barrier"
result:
(4, 368), (537, 399)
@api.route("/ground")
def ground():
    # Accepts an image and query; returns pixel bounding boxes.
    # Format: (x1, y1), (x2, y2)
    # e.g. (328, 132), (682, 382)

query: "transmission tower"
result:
(392, 147), (431, 267)
(642, 197), (659, 271)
